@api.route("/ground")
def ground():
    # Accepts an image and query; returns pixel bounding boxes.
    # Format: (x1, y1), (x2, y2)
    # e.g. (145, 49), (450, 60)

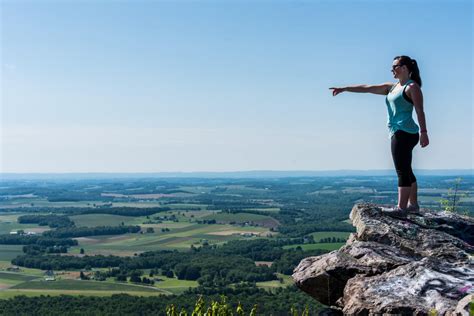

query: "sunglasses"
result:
(391, 64), (404, 71)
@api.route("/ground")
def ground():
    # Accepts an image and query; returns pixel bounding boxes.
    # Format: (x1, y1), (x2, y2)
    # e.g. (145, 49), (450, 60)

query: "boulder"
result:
(292, 203), (474, 315)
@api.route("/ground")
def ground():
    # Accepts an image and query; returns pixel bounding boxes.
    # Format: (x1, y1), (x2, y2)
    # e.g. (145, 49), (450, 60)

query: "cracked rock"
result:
(292, 203), (474, 315)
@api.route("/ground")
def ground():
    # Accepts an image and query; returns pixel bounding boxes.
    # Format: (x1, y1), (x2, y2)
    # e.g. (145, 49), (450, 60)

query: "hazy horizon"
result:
(1, 169), (472, 181)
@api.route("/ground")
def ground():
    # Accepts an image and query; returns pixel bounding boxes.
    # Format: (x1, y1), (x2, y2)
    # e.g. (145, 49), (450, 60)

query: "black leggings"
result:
(391, 130), (419, 187)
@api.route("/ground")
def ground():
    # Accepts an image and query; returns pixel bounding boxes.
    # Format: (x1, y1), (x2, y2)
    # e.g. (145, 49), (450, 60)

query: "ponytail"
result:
(393, 55), (422, 87)
(408, 59), (422, 87)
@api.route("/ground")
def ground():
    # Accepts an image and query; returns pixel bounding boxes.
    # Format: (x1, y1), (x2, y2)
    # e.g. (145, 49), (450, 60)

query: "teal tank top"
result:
(385, 79), (419, 137)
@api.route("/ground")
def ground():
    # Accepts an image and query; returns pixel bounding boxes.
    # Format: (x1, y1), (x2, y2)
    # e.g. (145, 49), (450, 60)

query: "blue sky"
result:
(1, 0), (472, 172)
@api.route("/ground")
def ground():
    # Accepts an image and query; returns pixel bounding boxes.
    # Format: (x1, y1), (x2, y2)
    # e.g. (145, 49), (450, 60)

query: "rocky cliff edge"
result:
(292, 203), (474, 315)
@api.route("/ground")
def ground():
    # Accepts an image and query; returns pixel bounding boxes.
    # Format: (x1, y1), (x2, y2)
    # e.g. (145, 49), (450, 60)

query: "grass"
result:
(0, 277), (195, 297)
(243, 208), (280, 212)
(152, 276), (198, 294)
(70, 214), (146, 227)
(0, 272), (39, 285)
(11, 279), (164, 292)
(310, 231), (351, 241)
(0, 200), (112, 209)
(217, 185), (269, 195)
(0, 261), (44, 276)
(342, 187), (375, 193)
(256, 274), (293, 290)
(0, 261), (198, 297)
(141, 221), (195, 229)
(418, 196), (445, 203)
(160, 210), (218, 220)
(165, 203), (209, 210)
(177, 186), (215, 194)
(0, 272), (38, 282)
(0, 290), (167, 298)
(0, 245), (23, 261)
(308, 190), (338, 195)
(104, 202), (164, 208)
(0, 213), (46, 235)
(201, 212), (273, 222)
(0, 245), (25, 261)
(282, 242), (346, 251)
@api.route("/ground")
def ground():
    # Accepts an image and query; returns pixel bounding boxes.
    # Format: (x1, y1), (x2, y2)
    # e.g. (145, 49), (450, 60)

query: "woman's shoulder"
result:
(405, 80), (421, 92)
(405, 80), (422, 100)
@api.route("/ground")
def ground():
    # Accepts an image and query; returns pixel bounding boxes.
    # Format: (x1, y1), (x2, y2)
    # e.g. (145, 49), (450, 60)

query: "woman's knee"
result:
(396, 170), (413, 187)
(409, 171), (417, 184)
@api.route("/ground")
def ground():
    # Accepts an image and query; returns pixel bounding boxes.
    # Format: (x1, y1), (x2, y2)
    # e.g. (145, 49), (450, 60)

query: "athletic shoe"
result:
(406, 203), (423, 216)
(383, 206), (408, 218)
(406, 203), (420, 212)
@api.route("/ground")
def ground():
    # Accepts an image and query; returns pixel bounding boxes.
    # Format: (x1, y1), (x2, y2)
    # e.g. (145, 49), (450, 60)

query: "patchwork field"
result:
(70, 214), (145, 227)
(201, 212), (279, 228)
(0, 199), (112, 209)
(70, 223), (271, 255)
(342, 187), (375, 194)
(0, 270), (197, 297)
(282, 242), (346, 251)
(0, 213), (46, 235)
(0, 271), (41, 292)
(0, 261), (44, 276)
(242, 208), (280, 212)
(165, 203), (209, 210)
(0, 245), (25, 261)
(11, 279), (163, 292)
(0, 272), (39, 286)
(0, 289), (165, 298)
(151, 276), (198, 294)
(102, 202), (165, 208)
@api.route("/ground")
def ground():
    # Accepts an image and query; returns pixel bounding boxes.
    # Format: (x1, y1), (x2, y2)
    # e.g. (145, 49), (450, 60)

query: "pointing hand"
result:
(329, 87), (345, 96)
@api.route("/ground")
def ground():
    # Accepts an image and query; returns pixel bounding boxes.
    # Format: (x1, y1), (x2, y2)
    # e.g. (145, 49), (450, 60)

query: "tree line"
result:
(0, 286), (324, 315)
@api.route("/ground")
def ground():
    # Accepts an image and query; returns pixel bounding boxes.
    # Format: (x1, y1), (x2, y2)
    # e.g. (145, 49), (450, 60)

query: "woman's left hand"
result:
(420, 132), (429, 147)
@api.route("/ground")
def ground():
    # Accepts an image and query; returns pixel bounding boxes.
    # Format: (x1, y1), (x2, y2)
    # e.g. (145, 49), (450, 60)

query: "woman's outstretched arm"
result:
(329, 83), (394, 96)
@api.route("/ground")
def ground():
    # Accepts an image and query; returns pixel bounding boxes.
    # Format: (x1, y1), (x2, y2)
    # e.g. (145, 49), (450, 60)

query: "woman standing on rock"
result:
(329, 55), (429, 215)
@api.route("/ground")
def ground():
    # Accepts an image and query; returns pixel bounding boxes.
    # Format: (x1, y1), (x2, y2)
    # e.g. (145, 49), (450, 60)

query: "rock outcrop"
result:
(292, 203), (474, 315)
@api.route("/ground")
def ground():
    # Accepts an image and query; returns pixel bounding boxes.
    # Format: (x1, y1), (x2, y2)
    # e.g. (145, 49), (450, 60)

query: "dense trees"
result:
(73, 206), (171, 217)
(0, 286), (324, 315)
(12, 238), (328, 286)
(12, 254), (125, 270)
(1, 206), (171, 217)
(0, 234), (77, 246)
(42, 225), (141, 238)
(18, 215), (74, 228)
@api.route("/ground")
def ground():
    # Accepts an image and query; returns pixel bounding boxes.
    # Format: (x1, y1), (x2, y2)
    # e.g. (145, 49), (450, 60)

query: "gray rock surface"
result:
(292, 203), (474, 315)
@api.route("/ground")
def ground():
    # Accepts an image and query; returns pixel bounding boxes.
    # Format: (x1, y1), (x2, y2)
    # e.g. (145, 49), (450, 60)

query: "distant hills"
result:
(1, 169), (472, 180)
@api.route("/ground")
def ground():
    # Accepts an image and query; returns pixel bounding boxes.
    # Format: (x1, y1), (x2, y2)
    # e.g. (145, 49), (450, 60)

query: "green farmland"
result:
(11, 279), (164, 292)
(283, 242), (346, 251)
(310, 231), (351, 241)
(71, 222), (271, 255)
(0, 245), (25, 261)
(0, 273), (197, 297)
(70, 214), (146, 227)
